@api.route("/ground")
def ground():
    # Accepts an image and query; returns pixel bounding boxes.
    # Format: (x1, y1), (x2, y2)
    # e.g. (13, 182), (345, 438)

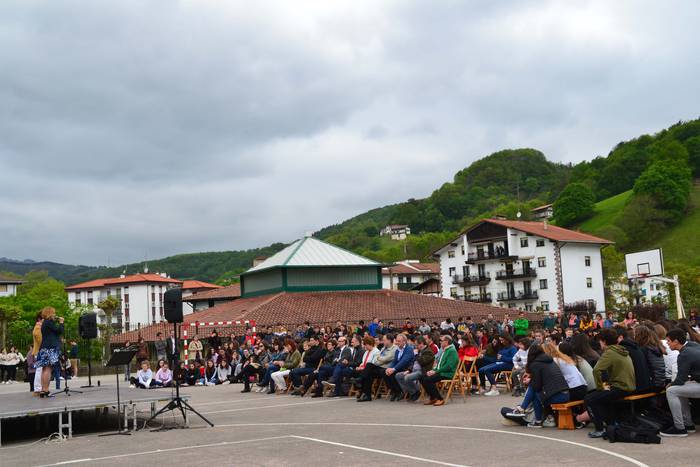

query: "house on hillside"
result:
(183, 283), (241, 312)
(380, 224), (411, 240)
(66, 272), (219, 328)
(0, 275), (23, 297)
(434, 219), (612, 313)
(531, 204), (554, 220)
(382, 260), (439, 293)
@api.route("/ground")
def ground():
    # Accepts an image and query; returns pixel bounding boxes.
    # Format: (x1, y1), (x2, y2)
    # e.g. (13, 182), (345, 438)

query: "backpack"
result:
(633, 407), (674, 432)
(604, 422), (661, 444)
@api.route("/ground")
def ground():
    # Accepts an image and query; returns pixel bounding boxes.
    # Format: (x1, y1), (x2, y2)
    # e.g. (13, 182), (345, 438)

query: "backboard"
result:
(625, 248), (664, 279)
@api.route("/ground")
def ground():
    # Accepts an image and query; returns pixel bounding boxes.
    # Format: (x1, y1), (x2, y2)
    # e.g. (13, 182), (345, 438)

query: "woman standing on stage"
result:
(32, 312), (43, 396)
(35, 307), (64, 397)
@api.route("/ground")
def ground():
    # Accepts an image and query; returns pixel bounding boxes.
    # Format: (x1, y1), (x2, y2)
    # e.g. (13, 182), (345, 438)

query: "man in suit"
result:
(384, 333), (415, 401)
(166, 330), (178, 367)
(154, 332), (167, 363)
(328, 335), (364, 397)
(311, 336), (348, 397)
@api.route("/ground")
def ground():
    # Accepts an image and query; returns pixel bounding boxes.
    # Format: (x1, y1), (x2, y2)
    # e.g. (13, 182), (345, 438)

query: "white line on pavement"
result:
(214, 422), (649, 467)
(290, 435), (470, 467)
(35, 435), (292, 466)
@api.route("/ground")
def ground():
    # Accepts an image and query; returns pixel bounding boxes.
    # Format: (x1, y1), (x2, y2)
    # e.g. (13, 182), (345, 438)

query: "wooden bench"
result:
(551, 400), (585, 430)
(551, 392), (661, 430)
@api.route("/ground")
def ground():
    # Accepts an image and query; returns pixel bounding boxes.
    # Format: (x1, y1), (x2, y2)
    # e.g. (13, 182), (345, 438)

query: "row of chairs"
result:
(271, 356), (515, 404)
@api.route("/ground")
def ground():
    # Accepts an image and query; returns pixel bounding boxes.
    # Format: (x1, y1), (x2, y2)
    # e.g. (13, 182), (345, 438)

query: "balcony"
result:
(464, 293), (492, 303)
(495, 268), (537, 280)
(451, 273), (491, 286)
(466, 249), (517, 264)
(497, 290), (539, 301)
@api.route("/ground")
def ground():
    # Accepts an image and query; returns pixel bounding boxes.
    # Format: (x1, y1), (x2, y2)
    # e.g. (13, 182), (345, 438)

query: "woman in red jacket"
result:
(458, 334), (479, 360)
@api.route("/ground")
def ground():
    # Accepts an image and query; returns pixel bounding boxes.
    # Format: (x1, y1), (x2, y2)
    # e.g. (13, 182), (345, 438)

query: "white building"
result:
(65, 273), (219, 328)
(434, 219), (612, 313)
(531, 204), (554, 220)
(609, 275), (669, 307)
(0, 275), (23, 297)
(382, 261), (440, 292)
(380, 224), (411, 240)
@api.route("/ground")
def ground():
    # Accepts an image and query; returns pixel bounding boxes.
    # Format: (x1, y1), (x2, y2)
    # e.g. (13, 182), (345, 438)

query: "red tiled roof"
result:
(111, 289), (538, 343)
(183, 283), (241, 302)
(382, 262), (440, 275)
(182, 280), (221, 291)
(484, 219), (613, 244)
(66, 273), (183, 290)
(184, 289), (513, 327)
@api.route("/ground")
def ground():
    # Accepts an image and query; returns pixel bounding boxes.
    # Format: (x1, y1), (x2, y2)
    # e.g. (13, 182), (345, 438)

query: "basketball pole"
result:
(653, 274), (685, 319)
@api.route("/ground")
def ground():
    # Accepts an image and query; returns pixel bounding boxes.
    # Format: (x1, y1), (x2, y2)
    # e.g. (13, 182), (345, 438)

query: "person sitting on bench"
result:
(582, 328), (636, 439)
(660, 328), (700, 437)
(130, 360), (155, 389)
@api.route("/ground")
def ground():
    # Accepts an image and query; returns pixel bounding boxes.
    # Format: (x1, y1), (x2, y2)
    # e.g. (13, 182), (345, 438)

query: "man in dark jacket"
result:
(661, 329), (700, 437)
(289, 336), (323, 395)
(617, 328), (650, 393)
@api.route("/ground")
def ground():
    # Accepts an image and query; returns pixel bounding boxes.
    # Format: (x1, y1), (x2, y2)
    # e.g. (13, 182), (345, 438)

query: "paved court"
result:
(0, 379), (697, 467)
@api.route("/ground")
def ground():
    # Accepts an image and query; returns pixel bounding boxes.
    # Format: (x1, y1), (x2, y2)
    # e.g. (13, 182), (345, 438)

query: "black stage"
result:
(0, 385), (190, 446)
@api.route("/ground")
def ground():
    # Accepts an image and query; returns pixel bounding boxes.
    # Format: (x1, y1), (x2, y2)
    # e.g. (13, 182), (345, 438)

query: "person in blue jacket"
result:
(383, 333), (415, 401)
(479, 334), (517, 396)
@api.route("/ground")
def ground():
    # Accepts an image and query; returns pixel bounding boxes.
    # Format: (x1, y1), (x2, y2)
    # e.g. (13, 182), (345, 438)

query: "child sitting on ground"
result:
(130, 361), (155, 389)
(155, 362), (173, 387)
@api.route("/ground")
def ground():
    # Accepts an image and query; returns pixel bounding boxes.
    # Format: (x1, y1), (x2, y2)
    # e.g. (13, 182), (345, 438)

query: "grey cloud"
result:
(1, 1), (699, 264)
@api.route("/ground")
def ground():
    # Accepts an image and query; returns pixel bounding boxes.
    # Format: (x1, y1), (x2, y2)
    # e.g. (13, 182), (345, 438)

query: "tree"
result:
(665, 262), (700, 318)
(0, 301), (21, 349)
(615, 195), (672, 249)
(633, 160), (692, 222)
(553, 183), (595, 226)
(97, 295), (121, 361)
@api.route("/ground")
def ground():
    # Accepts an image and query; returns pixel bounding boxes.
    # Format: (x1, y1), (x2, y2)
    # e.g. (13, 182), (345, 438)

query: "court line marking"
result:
(291, 435), (470, 467)
(199, 398), (352, 415)
(213, 422), (649, 467)
(35, 435), (292, 466)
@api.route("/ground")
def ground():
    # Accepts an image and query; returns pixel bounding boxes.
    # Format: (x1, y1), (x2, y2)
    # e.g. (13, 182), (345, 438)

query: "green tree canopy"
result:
(553, 183), (595, 227)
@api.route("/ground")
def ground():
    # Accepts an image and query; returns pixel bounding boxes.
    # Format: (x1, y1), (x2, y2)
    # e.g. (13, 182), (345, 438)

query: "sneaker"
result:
(484, 389), (500, 397)
(543, 415), (556, 428)
(575, 420), (588, 430)
(506, 406), (526, 417)
(129, 384), (136, 389)
(686, 425), (696, 433)
(527, 421), (543, 428)
(660, 426), (688, 438)
(587, 430), (606, 439)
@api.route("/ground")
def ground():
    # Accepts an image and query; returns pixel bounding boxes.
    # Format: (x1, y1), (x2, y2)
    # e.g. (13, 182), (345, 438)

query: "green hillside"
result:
(578, 190), (632, 232)
(576, 181), (700, 267)
(657, 180), (700, 267)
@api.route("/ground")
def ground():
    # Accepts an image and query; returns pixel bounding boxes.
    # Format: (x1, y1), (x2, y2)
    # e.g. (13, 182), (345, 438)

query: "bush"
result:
(554, 183), (595, 226)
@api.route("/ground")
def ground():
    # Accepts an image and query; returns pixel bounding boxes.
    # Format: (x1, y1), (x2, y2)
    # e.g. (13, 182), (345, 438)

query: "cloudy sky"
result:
(1, 1), (699, 266)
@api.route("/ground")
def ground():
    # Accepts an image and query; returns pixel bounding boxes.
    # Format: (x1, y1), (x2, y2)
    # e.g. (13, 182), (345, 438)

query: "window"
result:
(586, 277), (593, 288)
(151, 292), (155, 301)
(541, 301), (549, 311)
(450, 287), (458, 297)
(448, 250), (455, 258)
(525, 304), (533, 312)
(508, 303), (516, 309)
(461, 245), (465, 255)
(585, 256), (591, 267)
(448, 267), (456, 277)
(537, 257), (546, 268)
(520, 238), (529, 248)
(462, 265), (470, 277)
(539, 279), (548, 289)
(536, 239), (545, 247)
(0, 284), (7, 292)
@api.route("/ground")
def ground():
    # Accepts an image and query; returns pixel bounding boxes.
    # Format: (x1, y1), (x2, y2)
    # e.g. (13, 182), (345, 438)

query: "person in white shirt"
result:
(130, 361), (154, 389)
(510, 338), (530, 397)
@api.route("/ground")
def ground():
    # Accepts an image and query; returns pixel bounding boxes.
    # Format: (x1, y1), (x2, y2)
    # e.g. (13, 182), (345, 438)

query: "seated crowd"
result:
(126, 310), (700, 439)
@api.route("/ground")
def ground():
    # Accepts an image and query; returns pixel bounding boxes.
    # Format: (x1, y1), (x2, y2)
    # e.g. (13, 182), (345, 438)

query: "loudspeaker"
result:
(79, 312), (98, 339)
(163, 287), (183, 323)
